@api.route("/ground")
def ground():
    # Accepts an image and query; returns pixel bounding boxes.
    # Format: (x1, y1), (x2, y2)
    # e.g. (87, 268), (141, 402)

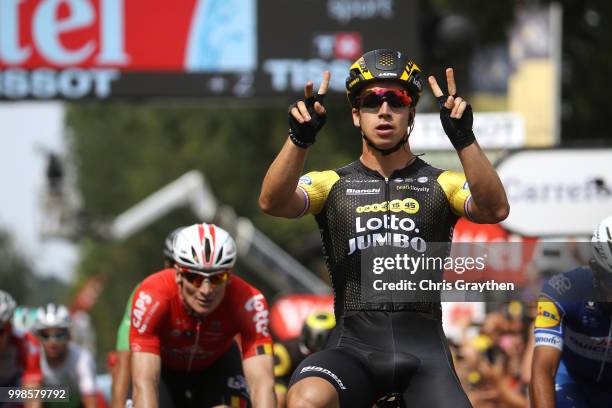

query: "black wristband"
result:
(437, 95), (476, 151)
(287, 93), (327, 148)
(288, 130), (313, 149)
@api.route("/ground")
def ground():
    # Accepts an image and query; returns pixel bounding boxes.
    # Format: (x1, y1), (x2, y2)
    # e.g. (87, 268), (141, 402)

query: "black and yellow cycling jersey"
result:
(298, 157), (472, 316)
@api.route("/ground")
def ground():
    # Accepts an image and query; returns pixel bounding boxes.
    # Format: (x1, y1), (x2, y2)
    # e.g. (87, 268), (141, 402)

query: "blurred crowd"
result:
(448, 302), (534, 408)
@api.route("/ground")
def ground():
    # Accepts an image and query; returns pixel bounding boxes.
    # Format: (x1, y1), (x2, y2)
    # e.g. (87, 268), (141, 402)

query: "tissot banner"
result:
(0, 0), (418, 99)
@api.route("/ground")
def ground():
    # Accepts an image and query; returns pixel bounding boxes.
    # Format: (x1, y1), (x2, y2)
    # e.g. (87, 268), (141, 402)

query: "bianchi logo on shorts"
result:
(346, 188), (380, 196)
(300, 366), (347, 390)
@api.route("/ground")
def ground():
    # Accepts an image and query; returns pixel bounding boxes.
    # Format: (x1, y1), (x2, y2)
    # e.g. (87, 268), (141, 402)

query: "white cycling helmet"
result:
(34, 303), (71, 331)
(163, 227), (184, 261)
(592, 216), (612, 274)
(0, 290), (16, 324)
(173, 223), (237, 273)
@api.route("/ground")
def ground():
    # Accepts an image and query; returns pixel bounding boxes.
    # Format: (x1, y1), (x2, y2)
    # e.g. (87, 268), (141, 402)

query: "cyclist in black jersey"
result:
(259, 49), (510, 408)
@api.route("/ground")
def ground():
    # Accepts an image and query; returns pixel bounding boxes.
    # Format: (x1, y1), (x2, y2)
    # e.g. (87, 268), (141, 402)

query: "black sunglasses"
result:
(39, 330), (69, 342)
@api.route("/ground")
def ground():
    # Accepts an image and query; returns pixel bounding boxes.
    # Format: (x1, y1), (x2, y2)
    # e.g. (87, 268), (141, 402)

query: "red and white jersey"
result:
(129, 269), (272, 372)
(0, 328), (42, 386)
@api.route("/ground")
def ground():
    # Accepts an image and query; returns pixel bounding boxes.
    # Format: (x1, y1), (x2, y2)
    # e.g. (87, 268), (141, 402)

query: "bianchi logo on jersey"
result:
(346, 188), (380, 195)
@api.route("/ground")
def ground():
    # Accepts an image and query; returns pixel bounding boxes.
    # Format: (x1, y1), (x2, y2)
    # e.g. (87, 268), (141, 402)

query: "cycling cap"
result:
(592, 216), (612, 274)
(346, 49), (423, 107)
(34, 303), (71, 331)
(173, 223), (237, 273)
(0, 290), (17, 324)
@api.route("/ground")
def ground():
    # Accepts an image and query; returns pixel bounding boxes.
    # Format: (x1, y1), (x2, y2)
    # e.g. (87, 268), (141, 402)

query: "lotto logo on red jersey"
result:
(244, 294), (269, 337)
(132, 291), (153, 333)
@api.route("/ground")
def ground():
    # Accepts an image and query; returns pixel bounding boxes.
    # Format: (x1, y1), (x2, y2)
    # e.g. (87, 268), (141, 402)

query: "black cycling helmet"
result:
(346, 49), (423, 108)
(299, 310), (336, 354)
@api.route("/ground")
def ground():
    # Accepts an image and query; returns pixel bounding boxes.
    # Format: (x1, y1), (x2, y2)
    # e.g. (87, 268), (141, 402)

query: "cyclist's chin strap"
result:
(361, 118), (415, 156)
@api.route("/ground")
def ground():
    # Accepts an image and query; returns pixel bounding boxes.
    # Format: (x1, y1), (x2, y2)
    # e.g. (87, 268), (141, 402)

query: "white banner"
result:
(498, 149), (612, 236)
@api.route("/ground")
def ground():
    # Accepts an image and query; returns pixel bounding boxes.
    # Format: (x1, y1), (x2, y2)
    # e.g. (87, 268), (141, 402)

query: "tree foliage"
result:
(0, 230), (69, 307)
(66, 98), (359, 355)
(425, 0), (612, 142)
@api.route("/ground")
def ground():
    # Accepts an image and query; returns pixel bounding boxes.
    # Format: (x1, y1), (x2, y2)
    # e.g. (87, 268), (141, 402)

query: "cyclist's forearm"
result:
(131, 352), (160, 408)
(259, 138), (308, 211)
(243, 355), (277, 408)
(133, 379), (158, 408)
(250, 378), (276, 408)
(111, 351), (131, 408)
(529, 368), (555, 408)
(457, 142), (509, 222)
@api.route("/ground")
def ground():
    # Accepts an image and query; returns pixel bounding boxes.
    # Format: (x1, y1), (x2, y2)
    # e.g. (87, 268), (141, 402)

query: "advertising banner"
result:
(0, 0), (419, 99)
(498, 149), (612, 236)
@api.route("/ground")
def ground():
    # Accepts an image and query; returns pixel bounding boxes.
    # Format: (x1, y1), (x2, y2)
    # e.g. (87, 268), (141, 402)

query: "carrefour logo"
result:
(356, 198), (419, 214)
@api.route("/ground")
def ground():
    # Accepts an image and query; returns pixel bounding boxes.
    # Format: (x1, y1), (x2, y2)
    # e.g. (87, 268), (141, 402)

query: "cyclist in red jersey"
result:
(0, 290), (42, 408)
(130, 223), (276, 408)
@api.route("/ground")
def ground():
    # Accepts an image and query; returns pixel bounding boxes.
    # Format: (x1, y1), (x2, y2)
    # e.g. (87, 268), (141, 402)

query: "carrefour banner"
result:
(0, 0), (419, 99)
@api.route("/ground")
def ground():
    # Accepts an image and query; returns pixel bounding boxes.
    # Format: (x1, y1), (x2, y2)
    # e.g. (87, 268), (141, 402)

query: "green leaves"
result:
(67, 99), (358, 354)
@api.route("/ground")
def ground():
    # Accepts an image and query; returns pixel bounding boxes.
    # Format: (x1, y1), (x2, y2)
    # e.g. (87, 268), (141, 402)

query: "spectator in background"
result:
(452, 303), (529, 408)
(35, 303), (98, 408)
(0, 290), (42, 408)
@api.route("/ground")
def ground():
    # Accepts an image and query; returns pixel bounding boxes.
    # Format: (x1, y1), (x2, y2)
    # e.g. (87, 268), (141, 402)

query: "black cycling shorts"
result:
(159, 342), (250, 408)
(289, 311), (472, 408)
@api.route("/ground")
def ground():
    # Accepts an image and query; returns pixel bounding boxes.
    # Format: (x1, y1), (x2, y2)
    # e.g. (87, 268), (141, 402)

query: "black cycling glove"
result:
(437, 95), (476, 151)
(288, 93), (327, 149)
